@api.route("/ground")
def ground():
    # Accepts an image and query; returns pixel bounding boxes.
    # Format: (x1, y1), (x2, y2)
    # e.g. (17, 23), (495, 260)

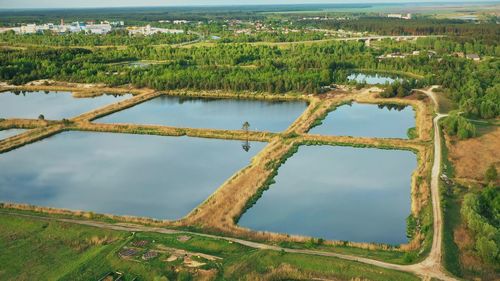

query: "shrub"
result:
(461, 189), (499, 264)
(443, 113), (476, 139)
(485, 164), (498, 183)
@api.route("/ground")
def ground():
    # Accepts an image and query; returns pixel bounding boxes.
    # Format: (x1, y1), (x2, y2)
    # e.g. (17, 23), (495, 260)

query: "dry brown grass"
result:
(446, 125), (500, 184)
(0, 125), (65, 154)
(0, 118), (54, 129)
(72, 90), (160, 122)
(75, 123), (276, 142)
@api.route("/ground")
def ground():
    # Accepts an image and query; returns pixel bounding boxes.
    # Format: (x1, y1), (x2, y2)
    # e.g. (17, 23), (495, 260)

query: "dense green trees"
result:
(0, 32), (498, 119)
(219, 31), (326, 43)
(379, 80), (418, 98)
(461, 187), (499, 264)
(485, 165), (498, 184)
(443, 113), (476, 140)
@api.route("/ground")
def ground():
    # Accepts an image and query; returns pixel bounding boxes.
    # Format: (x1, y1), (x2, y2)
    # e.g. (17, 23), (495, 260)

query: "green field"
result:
(0, 213), (419, 281)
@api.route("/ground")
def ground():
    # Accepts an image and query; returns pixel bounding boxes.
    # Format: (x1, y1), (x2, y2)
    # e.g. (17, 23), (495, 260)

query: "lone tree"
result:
(242, 121), (250, 132)
(241, 121), (251, 152)
(38, 114), (45, 120)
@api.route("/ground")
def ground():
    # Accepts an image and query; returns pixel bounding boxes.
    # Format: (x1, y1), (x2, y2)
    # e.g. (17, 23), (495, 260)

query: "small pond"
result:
(309, 102), (415, 139)
(348, 73), (401, 84)
(238, 145), (416, 245)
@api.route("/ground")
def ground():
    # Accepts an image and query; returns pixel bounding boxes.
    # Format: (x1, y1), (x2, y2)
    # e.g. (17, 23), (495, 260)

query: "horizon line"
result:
(0, 1), (498, 11)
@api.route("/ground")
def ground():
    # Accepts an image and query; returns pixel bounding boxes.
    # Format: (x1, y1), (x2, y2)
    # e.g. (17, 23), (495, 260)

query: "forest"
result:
(461, 183), (499, 265)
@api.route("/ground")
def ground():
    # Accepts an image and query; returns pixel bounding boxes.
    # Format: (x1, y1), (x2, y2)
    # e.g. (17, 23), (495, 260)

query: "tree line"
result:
(0, 38), (497, 118)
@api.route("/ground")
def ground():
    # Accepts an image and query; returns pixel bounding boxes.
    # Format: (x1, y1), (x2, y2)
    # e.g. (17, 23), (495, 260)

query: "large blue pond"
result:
(0, 132), (266, 220)
(98, 95), (307, 132)
(238, 145), (416, 245)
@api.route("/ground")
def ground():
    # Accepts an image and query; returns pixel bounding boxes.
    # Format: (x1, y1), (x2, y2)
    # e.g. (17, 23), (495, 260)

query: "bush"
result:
(461, 188), (499, 264)
(443, 113), (476, 139)
(485, 164), (498, 183)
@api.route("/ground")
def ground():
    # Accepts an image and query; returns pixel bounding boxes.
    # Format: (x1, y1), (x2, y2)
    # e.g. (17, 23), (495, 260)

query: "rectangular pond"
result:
(0, 91), (132, 120)
(97, 95), (308, 132)
(309, 102), (415, 139)
(238, 145), (416, 245)
(0, 132), (266, 220)
(0, 129), (27, 140)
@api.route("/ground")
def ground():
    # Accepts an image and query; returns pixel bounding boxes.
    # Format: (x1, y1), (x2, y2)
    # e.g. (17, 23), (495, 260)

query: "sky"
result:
(0, 0), (493, 9)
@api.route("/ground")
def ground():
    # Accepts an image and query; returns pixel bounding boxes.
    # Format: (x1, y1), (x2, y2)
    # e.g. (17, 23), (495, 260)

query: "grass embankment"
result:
(74, 123), (276, 143)
(0, 118), (54, 130)
(0, 125), (64, 154)
(73, 91), (161, 122)
(0, 213), (420, 281)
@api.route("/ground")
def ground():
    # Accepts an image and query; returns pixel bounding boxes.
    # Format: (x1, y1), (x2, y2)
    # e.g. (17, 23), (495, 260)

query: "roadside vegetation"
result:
(0, 213), (420, 281)
(440, 118), (499, 280)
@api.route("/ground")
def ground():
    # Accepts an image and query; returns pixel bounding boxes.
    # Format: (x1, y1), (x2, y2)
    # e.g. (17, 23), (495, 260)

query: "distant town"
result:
(0, 19), (185, 35)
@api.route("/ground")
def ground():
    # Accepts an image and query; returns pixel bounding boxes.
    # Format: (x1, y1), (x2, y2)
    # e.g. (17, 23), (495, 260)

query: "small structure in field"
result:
(119, 248), (138, 258)
(142, 250), (159, 261)
(466, 54), (481, 61)
(166, 255), (179, 262)
(132, 240), (149, 247)
(177, 235), (192, 242)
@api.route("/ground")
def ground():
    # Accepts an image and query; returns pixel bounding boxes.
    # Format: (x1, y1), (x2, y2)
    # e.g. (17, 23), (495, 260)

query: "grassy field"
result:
(0, 213), (420, 281)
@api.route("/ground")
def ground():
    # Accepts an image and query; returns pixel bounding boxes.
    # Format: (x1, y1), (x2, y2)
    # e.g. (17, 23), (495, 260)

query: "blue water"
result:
(348, 73), (400, 84)
(0, 129), (26, 140)
(309, 103), (415, 138)
(239, 145), (416, 245)
(0, 91), (132, 120)
(98, 95), (307, 132)
(0, 132), (266, 220)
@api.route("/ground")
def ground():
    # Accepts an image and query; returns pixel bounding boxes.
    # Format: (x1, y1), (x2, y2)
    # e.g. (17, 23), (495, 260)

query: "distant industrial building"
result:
(387, 13), (412, 20)
(127, 25), (184, 36)
(0, 19), (122, 35)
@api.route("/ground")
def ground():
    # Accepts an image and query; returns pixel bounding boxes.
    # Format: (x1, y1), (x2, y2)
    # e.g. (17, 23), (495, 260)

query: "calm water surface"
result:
(239, 145), (416, 245)
(348, 73), (400, 84)
(309, 103), (415, 138)
(0, 129), (26, 140)
(98, 96), (307, 132)
(0, 132), (266, 220)
(0, 91), (132, 120)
